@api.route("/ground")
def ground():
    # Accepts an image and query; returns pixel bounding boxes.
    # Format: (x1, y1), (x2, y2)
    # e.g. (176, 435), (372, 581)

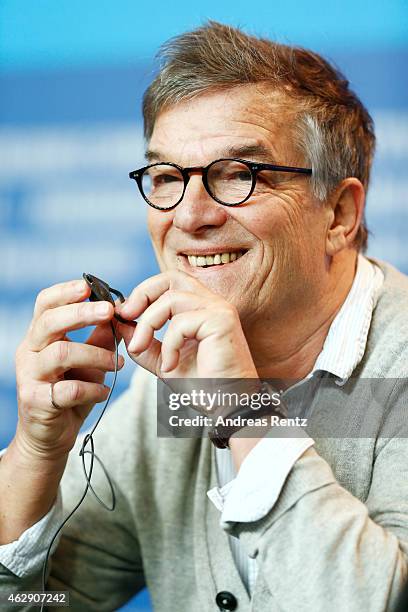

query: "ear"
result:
(326, 178), (365, 257)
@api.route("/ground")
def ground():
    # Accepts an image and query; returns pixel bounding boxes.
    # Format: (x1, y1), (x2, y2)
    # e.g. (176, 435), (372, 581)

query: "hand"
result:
(14, 279), (124, 461)
(115, 270), (258, 380)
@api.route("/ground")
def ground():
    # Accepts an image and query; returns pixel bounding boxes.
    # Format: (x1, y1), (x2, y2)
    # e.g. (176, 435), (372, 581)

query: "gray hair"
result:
(143, 21), (375, 250)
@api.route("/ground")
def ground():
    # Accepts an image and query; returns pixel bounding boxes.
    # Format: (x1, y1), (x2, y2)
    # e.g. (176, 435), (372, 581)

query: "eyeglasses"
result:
(129, 158), (312, 210)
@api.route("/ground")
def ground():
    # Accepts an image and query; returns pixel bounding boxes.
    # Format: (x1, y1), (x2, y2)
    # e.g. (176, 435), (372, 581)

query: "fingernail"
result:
(75, 280), (86, 292)
(127, 338), (138, 353)
(119, 301), (129, 313)
(110, 353), (125, 367)
(161, 361), (170, 373)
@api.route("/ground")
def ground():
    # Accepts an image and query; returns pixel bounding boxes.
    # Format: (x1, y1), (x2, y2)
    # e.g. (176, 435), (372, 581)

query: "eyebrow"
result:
(145, 149), (164, 162)
(221, 143), (279, 162)
(145, 143), (280, 164)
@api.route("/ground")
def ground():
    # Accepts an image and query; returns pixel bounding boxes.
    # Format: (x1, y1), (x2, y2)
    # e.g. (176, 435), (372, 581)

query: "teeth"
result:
(187, 251), (244, 267)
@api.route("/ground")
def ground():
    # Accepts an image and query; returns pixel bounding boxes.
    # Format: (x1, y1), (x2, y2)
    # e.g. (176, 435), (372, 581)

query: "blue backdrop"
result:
(1, 1), (407, 610)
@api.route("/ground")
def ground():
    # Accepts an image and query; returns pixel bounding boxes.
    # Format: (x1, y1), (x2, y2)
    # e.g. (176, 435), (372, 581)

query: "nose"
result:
(172, 173), (228, 234)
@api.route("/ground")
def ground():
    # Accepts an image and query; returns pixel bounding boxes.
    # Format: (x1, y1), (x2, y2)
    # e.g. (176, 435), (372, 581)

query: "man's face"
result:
(146, 86), (332, 324)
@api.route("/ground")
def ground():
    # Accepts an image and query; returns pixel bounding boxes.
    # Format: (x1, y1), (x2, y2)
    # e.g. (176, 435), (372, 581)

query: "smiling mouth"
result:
(182, 250), (247, 268)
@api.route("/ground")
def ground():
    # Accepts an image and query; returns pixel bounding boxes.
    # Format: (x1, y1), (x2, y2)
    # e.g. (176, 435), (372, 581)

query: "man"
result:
(0, 21), (407, 611)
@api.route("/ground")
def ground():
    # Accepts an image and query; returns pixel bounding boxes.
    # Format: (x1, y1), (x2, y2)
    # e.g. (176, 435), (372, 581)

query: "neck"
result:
(246, 252), (358, 384)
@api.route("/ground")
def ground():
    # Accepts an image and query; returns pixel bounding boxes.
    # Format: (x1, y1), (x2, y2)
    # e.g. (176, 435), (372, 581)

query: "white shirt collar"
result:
(312, 254), (384, 385)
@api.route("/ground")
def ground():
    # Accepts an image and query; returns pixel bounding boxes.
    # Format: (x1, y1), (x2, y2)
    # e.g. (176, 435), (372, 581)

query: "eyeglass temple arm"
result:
(256, 163), (312, 174)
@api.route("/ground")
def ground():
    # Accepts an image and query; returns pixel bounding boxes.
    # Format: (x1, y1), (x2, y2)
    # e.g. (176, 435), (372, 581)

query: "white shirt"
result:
(0, 255), (384, 589)
(207, 255), (384, 593)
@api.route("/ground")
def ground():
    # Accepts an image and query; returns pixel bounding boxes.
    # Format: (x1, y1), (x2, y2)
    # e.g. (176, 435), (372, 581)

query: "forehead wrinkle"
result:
(147, 94), (295, 166)
(228, 114), (289, 160)
(145, 142), (282, 166)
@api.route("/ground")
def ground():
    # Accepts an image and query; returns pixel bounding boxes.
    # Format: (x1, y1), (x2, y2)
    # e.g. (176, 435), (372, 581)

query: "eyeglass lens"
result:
(141, 160), (254, 208)
(142, 164), (184, 209)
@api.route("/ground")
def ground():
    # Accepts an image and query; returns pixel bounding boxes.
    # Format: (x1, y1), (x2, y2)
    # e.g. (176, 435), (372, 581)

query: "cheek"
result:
(279, 205), (329, 274)
(241, 199), (299, 248)
(249, 195), (325, 271)
(266, 192), (323, 243)
(147, 210), (172, 249)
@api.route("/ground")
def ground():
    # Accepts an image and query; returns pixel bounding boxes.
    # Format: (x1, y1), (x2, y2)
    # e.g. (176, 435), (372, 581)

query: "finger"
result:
(86, 320), (123, 352)
(117, 320), (163, 376)
(46, 379), (110, 411)
(160, 311), (207, 372)
(33, 279), (90, 319)
(28, 301), (114, 351)
(65, 367), (106, 385)
(116, 270), (213, 321)
(68, 322), (124, 385)
(74, 401), (102, 423)
(37, 341), (124, 380)
(127, 290), (206, 354)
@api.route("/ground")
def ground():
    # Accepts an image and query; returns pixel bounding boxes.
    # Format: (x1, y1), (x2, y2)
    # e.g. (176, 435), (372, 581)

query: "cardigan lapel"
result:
(193, 438), (251, 610)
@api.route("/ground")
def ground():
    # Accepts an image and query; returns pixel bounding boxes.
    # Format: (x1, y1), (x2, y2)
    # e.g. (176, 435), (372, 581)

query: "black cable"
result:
(40, 321), (119, 611)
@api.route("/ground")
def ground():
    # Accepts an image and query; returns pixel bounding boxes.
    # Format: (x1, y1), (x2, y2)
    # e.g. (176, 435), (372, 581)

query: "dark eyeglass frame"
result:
(129, 157), (313, 211)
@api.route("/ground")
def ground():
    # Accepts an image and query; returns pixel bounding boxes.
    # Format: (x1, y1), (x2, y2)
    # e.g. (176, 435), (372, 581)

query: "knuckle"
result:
(215, 304), (237, 326)
(95, 346), (108, 365)
(38, 310), (51, 334)
(15, 345), (34, 382)
(73, 301), (85, 320)
(222, 303), (237, 316)
(30, 385), (42, 408)
(67, 380), (83, 403)
(34, 287), (48, 311)
(17, 384), (32, 407)
(171, 313), (184, 326)
(127, 285), (140, 303)
(53, 340), (70, 365)
(163, 290), (176, 304)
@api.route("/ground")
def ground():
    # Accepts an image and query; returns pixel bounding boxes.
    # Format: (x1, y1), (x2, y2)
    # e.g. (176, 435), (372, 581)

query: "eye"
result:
(213, 166), (252, 182)
(232, 170), (252, 182)
(153, 173), (183, 186)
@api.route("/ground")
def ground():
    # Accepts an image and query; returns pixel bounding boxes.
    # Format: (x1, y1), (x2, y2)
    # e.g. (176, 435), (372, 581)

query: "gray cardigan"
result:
(1, 260), (408, 611)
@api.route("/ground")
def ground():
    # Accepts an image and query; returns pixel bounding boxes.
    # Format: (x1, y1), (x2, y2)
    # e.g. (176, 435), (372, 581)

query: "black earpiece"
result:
(83, 273), (136, 327)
